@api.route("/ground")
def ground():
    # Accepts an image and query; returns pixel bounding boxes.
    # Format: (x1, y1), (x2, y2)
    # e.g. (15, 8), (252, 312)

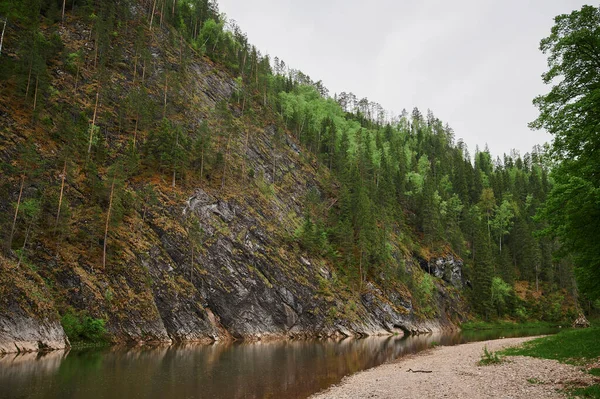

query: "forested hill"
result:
(0, 0), (577, 351)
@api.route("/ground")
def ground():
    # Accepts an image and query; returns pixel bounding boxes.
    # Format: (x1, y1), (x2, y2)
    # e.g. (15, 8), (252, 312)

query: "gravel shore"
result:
(311, 336), (598, 399)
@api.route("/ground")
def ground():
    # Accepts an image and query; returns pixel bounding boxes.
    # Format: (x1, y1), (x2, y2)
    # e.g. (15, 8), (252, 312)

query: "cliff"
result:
(0, 4), (467, 353)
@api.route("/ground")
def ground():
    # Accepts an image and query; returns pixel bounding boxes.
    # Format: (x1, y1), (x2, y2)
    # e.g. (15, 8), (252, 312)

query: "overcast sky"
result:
(217, 0), (589, 158)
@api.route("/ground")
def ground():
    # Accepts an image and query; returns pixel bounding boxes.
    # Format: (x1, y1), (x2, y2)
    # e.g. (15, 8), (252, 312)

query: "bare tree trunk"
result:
(25, 59), (33, 98)
(200, 147), (204, 182)
(17, 221), (32, 268)
(93, 30), (98, 69)
(221, 134), (231, 191)
(133, 53), (138, 84)
(61, 0), (66, 23)
(8, 176), (24, 250)
(55, 161), (67, 231)
(190, 241), (193, 283)
(133, 111), (139, 147)
(149, 0), (157, 29)
(103, 178), (115, 269)
(0, 18), (7, 56)
(32, 74), (39, 111)
(87, 86), (100, 155)
(142, 59), (146, 83)
(172, 129), (178, 188)
(163, 73), (168, 118)
(160, 0), (164, 28)
(242, 128), (249, 180)
(74, 61), (80, 93)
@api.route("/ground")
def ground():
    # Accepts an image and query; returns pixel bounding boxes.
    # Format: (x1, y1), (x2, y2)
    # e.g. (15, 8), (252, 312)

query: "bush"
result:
(61, 310), (108, 344)
(478, 346), (502, 366)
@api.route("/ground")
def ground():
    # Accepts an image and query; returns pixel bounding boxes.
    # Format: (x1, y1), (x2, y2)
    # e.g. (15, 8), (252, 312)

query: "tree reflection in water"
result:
(0, 327), (558, 399)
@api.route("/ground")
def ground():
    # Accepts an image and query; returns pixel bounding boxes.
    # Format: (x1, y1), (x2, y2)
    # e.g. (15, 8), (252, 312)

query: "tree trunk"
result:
(61, 0), (66, 23)
(17, 221), (32, 268)
(200, 147), (204, 182)
(149, 0), (157, 29)
(163, 74), (168, 118)
(103, 178), (115, 269)
(8, 176), (24, 250)
(133, 111), (139, 147)
(0, 18), (7, 56)
(93, 30), (98, 69)
(74, 61), (80, 93)
(87, 86), (100, 155)
(25, 59), (33, 99)
(242, 128), (249, 180)
(190, 241), (193, 283)
(160, 0), (164, 28)
(221, 134), (231, 190)
(133, 52), (138, 84)
(55, 161), (67, 231)
(142, 59), (146, 83)
(32, 74), (39, 111)
(172, 129), (178, 188)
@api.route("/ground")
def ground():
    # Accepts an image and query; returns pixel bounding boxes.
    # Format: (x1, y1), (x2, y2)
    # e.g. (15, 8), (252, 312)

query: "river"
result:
(0, 327), (559, 399)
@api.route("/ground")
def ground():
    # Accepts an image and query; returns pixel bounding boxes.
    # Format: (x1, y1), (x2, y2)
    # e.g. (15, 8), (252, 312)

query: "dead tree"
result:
(8, 176), (24, 250)
(103, 177), (115, 269)
(55, 161), (67, 231)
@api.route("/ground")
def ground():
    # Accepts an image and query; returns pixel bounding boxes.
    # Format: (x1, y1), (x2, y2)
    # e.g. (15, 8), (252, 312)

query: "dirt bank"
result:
(312, 336), (597, 398)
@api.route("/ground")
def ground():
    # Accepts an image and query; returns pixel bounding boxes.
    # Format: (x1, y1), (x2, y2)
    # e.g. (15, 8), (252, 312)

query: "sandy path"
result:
(311, 336), (597, 399)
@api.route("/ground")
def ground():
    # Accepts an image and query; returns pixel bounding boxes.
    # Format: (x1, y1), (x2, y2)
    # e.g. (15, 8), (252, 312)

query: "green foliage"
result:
(531, 5), (600, 300)
(61, 310), (108, 344)
(490, 277), (512, 316)
(478, 346), (503, 365)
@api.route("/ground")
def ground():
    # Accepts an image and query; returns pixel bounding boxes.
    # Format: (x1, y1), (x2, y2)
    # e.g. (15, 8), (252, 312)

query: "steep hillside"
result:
(0, 2), (467, 352)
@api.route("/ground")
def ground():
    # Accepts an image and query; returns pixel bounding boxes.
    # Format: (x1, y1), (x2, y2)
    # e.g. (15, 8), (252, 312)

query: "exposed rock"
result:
(419, 256), (463, 288)
(0, 310), (68, 354)
(0, 255), (69, 354)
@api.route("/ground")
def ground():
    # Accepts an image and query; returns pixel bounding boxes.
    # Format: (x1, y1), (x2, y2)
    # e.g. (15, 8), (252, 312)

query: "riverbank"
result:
(311, 336), (597, 398)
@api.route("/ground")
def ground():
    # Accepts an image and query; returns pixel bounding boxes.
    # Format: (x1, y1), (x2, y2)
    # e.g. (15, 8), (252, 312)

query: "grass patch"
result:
(478, 346), (503, 366)
(589, 368), (600, 377)
(462, 320), (558, 330)
(570, 385), (600, 398)
(501, 327), (600, 365)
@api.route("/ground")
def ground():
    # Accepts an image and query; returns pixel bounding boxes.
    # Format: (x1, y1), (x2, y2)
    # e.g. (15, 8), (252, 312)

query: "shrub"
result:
(61, 310), (108, 344)
(478, 346), (502, 366)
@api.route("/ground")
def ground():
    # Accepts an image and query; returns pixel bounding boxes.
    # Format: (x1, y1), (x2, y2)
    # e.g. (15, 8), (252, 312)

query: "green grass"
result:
(462, 320), (558, 330)
(501, 327), (600, 365)
(500, 327), (600, 398)
(570, 385), (600, 398)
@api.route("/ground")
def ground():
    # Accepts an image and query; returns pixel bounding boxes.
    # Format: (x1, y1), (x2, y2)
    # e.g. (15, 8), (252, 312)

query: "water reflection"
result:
(0, 327), (558, 399)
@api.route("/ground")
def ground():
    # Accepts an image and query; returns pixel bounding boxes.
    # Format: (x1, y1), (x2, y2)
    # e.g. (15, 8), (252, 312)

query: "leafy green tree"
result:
(490, 199), (515, 253)
(532, 5), (600, 299)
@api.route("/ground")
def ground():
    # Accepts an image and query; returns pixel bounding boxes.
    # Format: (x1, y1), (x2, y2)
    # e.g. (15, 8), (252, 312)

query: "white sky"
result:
(216, 0), (589, 158)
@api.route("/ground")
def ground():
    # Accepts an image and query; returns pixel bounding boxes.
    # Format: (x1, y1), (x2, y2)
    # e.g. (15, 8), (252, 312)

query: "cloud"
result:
(218, 0), (588, 157)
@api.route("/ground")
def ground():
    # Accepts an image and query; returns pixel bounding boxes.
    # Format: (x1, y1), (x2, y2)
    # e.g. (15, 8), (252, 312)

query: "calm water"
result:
(0, 327), (558, 399)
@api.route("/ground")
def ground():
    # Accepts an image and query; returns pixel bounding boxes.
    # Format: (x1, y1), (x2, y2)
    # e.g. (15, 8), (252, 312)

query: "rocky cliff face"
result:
(419, 256), (464, 288)
(0, 256), (69, 354)
(0, 12), (467, 353)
